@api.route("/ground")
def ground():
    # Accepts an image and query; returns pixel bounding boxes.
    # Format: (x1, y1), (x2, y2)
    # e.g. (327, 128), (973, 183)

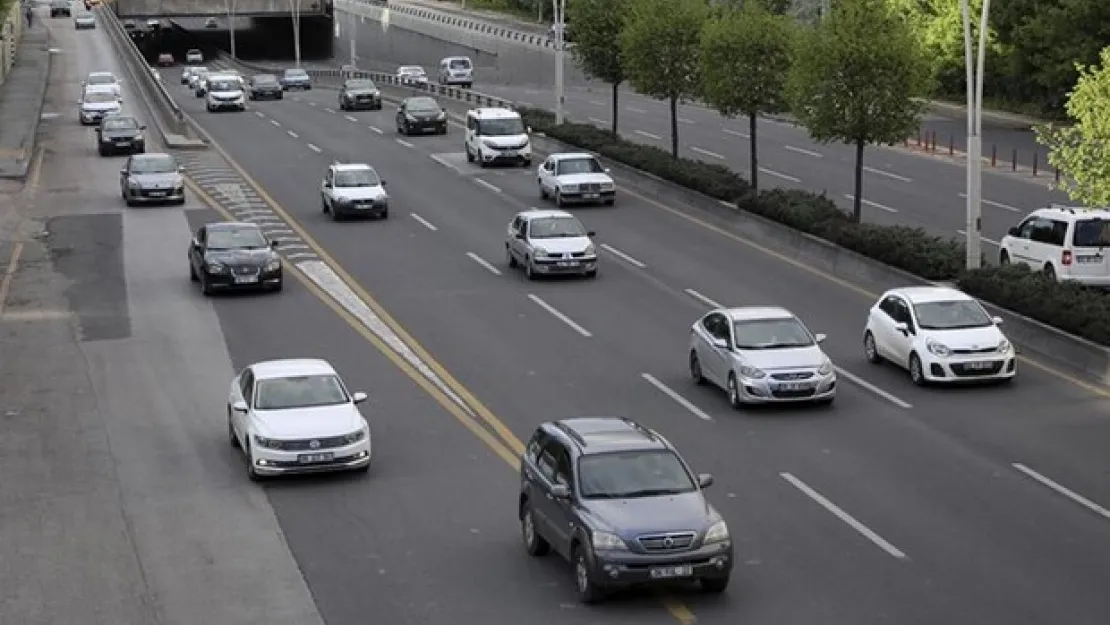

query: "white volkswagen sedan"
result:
(83, 71), (122, 98)
(863, 286), (1016, 385)
(227, 358), (372, 480)
(689, 306), (836, 407)
(537, 153), (615, 206)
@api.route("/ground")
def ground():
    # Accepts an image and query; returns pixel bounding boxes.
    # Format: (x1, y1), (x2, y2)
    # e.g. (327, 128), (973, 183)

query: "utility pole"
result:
(227, 0), (237, 59)
(348, 2), (356, 65)
(961, 0), (990, 269)
(552, 0), (565, 124)
(290, 0), (302, 67)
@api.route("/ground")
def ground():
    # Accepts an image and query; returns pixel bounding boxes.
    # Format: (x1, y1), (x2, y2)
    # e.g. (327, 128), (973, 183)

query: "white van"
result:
(439, 56), (473, 88)
(205, 74), (246, 112)
(464, 107), (531, 168)
(998, 204), (1110, 286)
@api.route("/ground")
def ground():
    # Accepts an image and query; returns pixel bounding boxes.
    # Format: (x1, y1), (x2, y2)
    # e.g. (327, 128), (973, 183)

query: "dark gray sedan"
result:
(188, 221), (282, 295)
(96, 115), (145, 156)
(120, 153), (185, 206)
(248, 74), (284, 100)
(396, 96), (448, 135)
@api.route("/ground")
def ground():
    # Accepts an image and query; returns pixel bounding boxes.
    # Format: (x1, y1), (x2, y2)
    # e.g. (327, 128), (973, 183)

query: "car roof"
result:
(84, 84), (116, 93)
(87, 71), (116, 79)
(518, 209), (575, 220)
(250, 358), (337, 380)
(331, 162), (373, 172)
(1029, 205), (1110, 221)
(719, 306), (795, 322)
(551, 153), (597, 161)
(551, 417), (669, 454)
(469, 107), (518, 119)
(206, 221), (260, 232)
(886, 286), (971, 304)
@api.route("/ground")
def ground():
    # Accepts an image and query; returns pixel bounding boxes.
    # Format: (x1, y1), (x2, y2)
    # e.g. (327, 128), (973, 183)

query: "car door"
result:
(870, 296), (900, 359)
(321, 168), (334, 206)
(889, 297), (916, 367)
(230, 368), (254, 441)
(700, 313), (732, 385)
(189, 226), (206, 273)
(512, 217), (532, 261)
(538, 158), (554, 191)
(1009, 217), (1039, 265)
(535, 439), (576, 558)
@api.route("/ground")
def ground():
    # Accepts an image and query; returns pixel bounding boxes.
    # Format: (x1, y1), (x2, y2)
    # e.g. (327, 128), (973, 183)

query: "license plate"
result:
(650, 565), (693, 579)
(1076, 255), (1102, 264)
(583, 193), (599, 199)
(965, 361), (993, 370)
(501, 150), (517, 157)
(234, 275), (258, 284)
(777, 382), (812, 391)
(148, 191), (165, 198)
(297, 452), (334, 463)
(115, 141), (130, 146)
(558, 261), (579, 267)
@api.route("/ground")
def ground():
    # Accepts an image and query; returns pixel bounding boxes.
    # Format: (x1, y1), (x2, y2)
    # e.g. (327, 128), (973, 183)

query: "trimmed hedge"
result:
(517, 106), (1110, 347)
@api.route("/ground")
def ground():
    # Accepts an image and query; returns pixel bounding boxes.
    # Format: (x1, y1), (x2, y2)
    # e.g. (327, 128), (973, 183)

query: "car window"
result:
(732, 317), (813, 349)
(208, 78), (240, 91)
(528, 216), (585, 239)
(913, 299), (992, 330)
(1027, 218), (1065, 245)
(577, 450), (696, 499)
(1017, 217), (1041, 239)
(129, 155), (177, 174)
(84, 91), (117, 104)
(536, 446), (558, 483)
(895, 299), (914, 327)
(345, 79), (376, 90)
(207, 226), (268, 250)
(87, 74), (115, 85)
(406, 97), (438, 111)
(254, 374), (349, 410)
(538, 440), (572, 487)
(525, 429), (547, 464)
(252, 74), (278, 85)
(475, 117), (525, 136)
(1072, 219), (1110, 248)
(240, 369), (254, 402)
(555, 157), (603, 176)
(879, 296), (898, 317)
(334, 168), (380, 187)
(102, 117), (139, 131)
(448, 58), (471, 69)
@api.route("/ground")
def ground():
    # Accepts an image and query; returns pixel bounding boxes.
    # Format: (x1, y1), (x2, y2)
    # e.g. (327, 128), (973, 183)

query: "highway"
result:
(147, 58), (1110, 624)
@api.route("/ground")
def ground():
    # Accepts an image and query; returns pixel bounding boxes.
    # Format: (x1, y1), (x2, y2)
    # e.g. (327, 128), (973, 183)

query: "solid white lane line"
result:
(833, 366), (912, 409)
(723, 128), (749, 139)
(369, 125), (383, 134)
(430, 153), (463, 173)
(691, 146), (724, 159)
(308, 101), (317, 106)
(956, 230), (1001, 246)
(396, 138), (414, 148)
(864, 166), (912, 183)
(287, 130), (299, 138)
(527, 294), (592, 338)
(589, 100), (605, 106)
(684, 288), (722, 309)
(466, 252), (502, 275)
(626, 106), (647, 114)
(958, 193), (1021, 213)
(600, 243), (645, 268)
(588, 116), (608, 125)
(760, 167), (801, 183)
(254, 111), (265, 118)
(270, 119), (281, 126)
(844, 194), (897, 213)
(781, 473), (908, 559)
(640, 373), (713, 421)
(635, 130), (661, 140)
(306, 143), (322, 153)
(409, 213), (437, 231)
(1013, 463), (1110, 521)
(323, 107), (336, 114)
(474, 178), (502, 194)
(678, 117), (694, 125)
(785, 145), (823, 158)
(345, 114), (358, 122)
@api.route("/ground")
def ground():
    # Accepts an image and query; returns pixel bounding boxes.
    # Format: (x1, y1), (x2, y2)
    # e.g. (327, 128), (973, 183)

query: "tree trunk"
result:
(852, 138), (865, 223)
(611, 82), (620, 138)
(669, 96), (679, 158)
(748, 112), (759, 195)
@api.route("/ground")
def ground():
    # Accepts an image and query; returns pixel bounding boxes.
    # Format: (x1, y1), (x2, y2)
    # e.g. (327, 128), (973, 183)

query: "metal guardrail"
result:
(343, 0), (558, 49)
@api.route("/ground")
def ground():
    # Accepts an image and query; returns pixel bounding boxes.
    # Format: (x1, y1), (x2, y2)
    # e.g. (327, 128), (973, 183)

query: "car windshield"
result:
(194, 69), (209, 77)
(578, 450), (697, 499)
(334, 168), (380, 187)
(399, 66), (425, 75)
(103, 117), (139, 130)
(88, 74), (115, 85)
(209, 79), (240, 91)
(448, 58), (471, 69)
(1072, 218), (1110, 248)
(285, 69), (308, 78)
(254, 374), (349, 410)
(913, 299), (993, 330)
(346, 79), (376, 90)
(130, 155), (176, 174)
(556, 157), (603, 175)
(252, 74), (278, 85)
(187, 49), (201, 55)
(406, 97), (438, 112)
(529, 216), (585, 239)
(84, 92), (116, 103)
(478, 117), (525, 136)
(207, 227), (268, 250)
(732, 317), (814, 349)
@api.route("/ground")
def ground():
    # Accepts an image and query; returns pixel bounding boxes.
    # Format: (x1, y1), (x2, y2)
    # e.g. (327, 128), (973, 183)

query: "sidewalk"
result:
(0, 15), (50, 181)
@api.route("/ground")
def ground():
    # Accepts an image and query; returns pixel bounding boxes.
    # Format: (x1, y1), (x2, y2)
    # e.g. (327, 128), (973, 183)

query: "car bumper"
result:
(202, 267), (282, 289)
(252, 440), (371, 476)
(557, 189), (615, 204)
(100, 139), (144, 153)
(127, 189), (186, 204)
(531, 257), (598, 275)
(250, 90), (283, 99)
(442, 76), (472, 85)
(403, 120), (447, 133)
(334, 201), (388, 218)
(282, 82), (311, 90)
(478, 147), (531, 165)
(208, 100), (246, 110)
(590, 543), (733, 588)
(921, 352), (1017, 382)
(735, 372), (837, 404)
(345, 97), (382, 109)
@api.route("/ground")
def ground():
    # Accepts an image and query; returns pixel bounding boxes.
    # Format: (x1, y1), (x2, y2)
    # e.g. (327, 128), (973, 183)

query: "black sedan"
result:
(396, 96), (448, 135)
(188, 222), (283, 295)
(247, 74), (283, 100)
(338, 78), (382, 111)
(96, 115), (145, 156)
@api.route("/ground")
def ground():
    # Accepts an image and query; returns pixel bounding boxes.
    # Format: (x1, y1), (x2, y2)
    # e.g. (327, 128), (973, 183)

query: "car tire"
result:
(604, 199), (614, 206)
(908, 353), (927, 386)
(272, 279), (283, 292)
(321, 196), (330, 214)
(585, 269), (597, 279)
(245, 442), (263, 482)
(124, 197), (136, 207)
(727, 373), (743, 409)
(227, 413), (239, 448)
(690, 351), (705, 385)
(331, 206), (342, 222)
(506, 246), (518, 268)
(539, 182), (548, 199)
(524, 258), (536, 280)
(1043, 263), (1056, 281)
(700, 576), (729, 594)
(135, 145), (145, 154)
(554, 190), (564, 207)
(465, 144), (474, 163)
(380, 208), (389, 219)
(999, 251), (1010, 265)
(97, 146), (107, 157)
(397, 123), (406, 135)
(521, 504), (550, 556)
(189, 263), (198, 282)
(339, 100), (346, 111)
(573, 546), (603, 604)
(201, 275), (214, 296)
(863, 331), (882, 364)
(276, 92), (283, 100)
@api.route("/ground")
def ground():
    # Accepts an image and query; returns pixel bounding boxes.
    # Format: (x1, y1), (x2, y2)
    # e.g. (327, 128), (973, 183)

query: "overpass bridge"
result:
(113, 0), (332, 19)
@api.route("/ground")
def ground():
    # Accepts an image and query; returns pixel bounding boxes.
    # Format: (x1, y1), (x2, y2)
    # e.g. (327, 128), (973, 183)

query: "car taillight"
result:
(1062, 250), (1073, 266)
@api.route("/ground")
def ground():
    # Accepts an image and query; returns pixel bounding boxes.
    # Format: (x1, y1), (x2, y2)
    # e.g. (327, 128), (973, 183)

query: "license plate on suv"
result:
(650, 565), (693, 579)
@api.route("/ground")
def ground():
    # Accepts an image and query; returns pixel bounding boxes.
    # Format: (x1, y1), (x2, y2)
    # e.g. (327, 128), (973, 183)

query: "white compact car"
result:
(205, 74), (246, 112)
(998, 205), (1110, 287)
(505, 209), (597, 279)
(465, 107), (531, 168)
(438, 55), (473, 88)
(321, 162), (389, 220)
(83, 71), (122, 98)
(185, 48), (204, 64)
(227, 358), (372, 480)
(78, 86), (121, 125)
(537, 153), (616, 206)
(396, 65), (428, 85)
(863, 286), (1016, 385)
(689, 306), (835, 407)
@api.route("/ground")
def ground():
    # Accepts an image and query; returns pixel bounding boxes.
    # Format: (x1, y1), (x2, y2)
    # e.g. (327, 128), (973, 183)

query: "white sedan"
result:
(227, 358), (372, 480)
(396, 65), (428, 85)
(83, 71), (121, 98)
(537, 153), (615, 206)
(863, 286), (1016, 385)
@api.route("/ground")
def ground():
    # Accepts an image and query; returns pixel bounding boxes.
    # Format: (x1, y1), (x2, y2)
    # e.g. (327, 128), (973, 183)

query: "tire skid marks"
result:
(172, 150), (320, 260)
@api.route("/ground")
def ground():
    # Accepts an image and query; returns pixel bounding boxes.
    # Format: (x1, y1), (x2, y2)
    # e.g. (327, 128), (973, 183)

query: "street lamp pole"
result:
(227, 0), (237, 60)
(961, 0), (990, 270)
(348, 2), (356, 65)
(552, 0), (565, 124)
(289, 0), (302, 67)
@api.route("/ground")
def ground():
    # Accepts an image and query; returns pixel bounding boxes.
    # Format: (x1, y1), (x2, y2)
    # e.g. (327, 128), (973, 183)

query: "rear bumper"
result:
(127, 189), (186, 204)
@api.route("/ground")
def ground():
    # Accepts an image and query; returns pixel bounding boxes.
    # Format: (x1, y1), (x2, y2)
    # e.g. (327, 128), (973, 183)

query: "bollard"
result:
(916, 132), (922, 147)
(991, 144), (997, 167)
(948, 135), (954, 155)
(1055, 166), (1061, 182)
(1032, 152), (1038, 176)
(930, 130), (937, 152)
(1012, 149), (1017, 171)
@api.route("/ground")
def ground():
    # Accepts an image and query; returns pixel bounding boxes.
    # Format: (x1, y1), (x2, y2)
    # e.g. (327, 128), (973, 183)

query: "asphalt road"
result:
(152, 65), (1110, 625)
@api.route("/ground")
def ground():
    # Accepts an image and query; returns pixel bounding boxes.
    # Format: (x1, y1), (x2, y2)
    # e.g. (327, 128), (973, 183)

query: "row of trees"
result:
(568, 0), (931, 222)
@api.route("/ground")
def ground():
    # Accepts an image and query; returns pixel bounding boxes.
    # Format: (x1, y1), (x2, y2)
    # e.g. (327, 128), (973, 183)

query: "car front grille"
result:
(770, 388), (817, 398)
(951, 347), (997, 355)
(545, 252), (587, 259)
(770, 372), (814, 381)
(231, 265), (259, 275)
(270, 435), (349, 451)
(637, 532), (697, 552)
(951, 361), (1004, 377)
(494, 142), (528, 151)
(580, 183), (601, 192)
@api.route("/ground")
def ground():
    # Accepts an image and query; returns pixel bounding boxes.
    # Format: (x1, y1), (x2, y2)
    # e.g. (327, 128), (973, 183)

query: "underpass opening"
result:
(117, 11), (335, 63)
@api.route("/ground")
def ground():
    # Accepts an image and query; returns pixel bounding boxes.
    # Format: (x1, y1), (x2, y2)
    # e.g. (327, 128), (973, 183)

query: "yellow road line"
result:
(0, 243), (25, 317)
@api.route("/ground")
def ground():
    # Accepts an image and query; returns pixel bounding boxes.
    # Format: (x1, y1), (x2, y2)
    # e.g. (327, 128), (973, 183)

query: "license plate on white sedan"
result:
(965, 361), (993, 370)
(148, 191), (165, 198)
(234, 275), (258, 284)
(298, 452), (334, 463)
(583, 193), (599, 199)
(650, 565), (693, 579)
(557, 261), (579, 267)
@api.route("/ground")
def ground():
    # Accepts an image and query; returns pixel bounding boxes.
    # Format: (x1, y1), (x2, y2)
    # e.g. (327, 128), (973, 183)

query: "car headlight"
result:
(591, 530), (628, 551)
(583, 243), (596, 256)
(436, 111), (446, 120)
(533, 248), (549, 258)
(264, 259), (281, 272)
(134, 133), (144, 141)
(252, 435), (281, 449)
(600, 182), (615, 190)
(738, 364), (766, 379)
(996, 338), (1011, 353)
(343, 429), (366, 444)
(817, 359), (834, 375)
(481, 139), (496, 149)
(127, 180), (141, 189)
(405, 114), (417, 122)
(704, 520), (729, 544)
(560, 184), (579, 192)
(206, 261), (226, 273)
(926, 338), (951, 357)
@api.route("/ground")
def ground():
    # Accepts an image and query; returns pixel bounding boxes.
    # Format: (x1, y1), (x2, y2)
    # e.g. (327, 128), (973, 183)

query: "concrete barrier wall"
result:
(115, 0), (329, 18)
(1, 0), (25, 86)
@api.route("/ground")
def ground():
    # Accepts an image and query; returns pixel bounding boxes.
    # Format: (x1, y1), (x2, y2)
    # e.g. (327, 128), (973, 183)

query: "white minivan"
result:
(998, 205), (1110, 286)
(205, 74), (246, 112)
(439, 56), (473, 88)
(464, 107), (531, 168)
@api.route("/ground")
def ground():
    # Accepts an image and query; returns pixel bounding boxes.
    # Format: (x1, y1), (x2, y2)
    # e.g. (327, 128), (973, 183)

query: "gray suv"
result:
(518, 417), (732, 603)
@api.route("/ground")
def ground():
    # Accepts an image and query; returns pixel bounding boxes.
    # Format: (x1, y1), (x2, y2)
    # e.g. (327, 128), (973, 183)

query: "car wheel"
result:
(539, 182), (548, 199)
(604, 199), (614, 206)
(863, 330), (882, 364)
(999, 251), (1010, 265)
(272, 278), (283, 292)
(321, 196), (330, 213)
(1043, 263), (1056, 281)
(908, 353), (927, 386)
(227, 412), (239, 448)
(689, 351), (705, 385)
(554, 190), (564, 207)
(97, 146), (106, 157)
(506, 246), (518, 268)
(331, 206), (342, 222)
(380, 208), (389, 219)
(573, 546), (603, 604)
(524, 258), (536, 280)
(700, 576), (730, 594)
(585, 269), (597, 279)
(276, 92), (283, 100)
(465, 144), (474, 163)
(189, 262), (198, 282)
(397, 123), (406, 135)
(201, 274), (214, 296)
(521, 504), (550, 556)
(245, 442), (263, 482)
(727, 373), (743, 409)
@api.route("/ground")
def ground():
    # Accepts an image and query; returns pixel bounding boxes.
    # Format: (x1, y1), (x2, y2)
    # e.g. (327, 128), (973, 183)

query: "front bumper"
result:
(344, 96), (382, 109)
(442, 75), (472, 85)
(402, 119), (448, 133)
(126, 187), (185, 204)
(250, 89), (283, 100)
(590, 542), (733, 588)
(531, 255), (598, 275)
(735, 371), (837, 404)
(202, 266), (282, 289)
(334, 200), (388, 218)
(921, 351), (1017, 382)
(99, 138), (144, 154)
(252, 440), (371, 476)
(282, 82), (312, 91)
(208, 98), (246, 111)
(556, 188), (616, 204)
(478, 145), (531, 166)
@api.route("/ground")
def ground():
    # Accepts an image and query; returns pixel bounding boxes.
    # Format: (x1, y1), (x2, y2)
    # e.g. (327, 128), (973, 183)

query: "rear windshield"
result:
(1072, 219), (1110, 248)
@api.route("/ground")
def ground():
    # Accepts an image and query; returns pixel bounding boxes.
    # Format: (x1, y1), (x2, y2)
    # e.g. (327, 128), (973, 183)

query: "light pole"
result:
(289, 0), (302, 67)
(552, 0), (565, 124)
(348, 1), (356, 65)
(961, 0), (990, 270)
(226, 0), (237, 60)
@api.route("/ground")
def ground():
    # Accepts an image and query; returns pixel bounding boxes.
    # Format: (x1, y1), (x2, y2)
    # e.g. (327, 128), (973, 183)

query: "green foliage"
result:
(620, 0), (707, 157)
(1036, 47), (1110, 207)
(567, 0), (628, 135)
(910, 0), (999, 96)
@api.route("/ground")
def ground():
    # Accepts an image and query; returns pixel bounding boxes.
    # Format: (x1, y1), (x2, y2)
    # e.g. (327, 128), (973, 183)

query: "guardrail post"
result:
(991, 144), (996, 166)
(1032, 152), (1038, 176)
(1011, 149), (1017, 171)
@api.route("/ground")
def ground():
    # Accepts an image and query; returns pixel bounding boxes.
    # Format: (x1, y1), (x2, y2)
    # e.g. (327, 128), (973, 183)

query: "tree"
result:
(700, 3), (794, 194)
(1036, 47), (1110, 206)
(621, 0), (708, 157)
(786, 0), (931, 222)
(567, 0), (629, 137)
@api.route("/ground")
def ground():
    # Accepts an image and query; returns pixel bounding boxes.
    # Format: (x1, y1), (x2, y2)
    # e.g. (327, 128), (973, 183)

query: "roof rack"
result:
(619, 417), (658, 441)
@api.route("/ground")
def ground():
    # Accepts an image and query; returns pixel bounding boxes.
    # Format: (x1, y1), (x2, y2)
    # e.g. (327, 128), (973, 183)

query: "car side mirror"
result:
(893, 321), (910, 335)
(697, 473), (714, 489)
(191, 237), (200, 248)
(526, 126), (532, 133)
(587, 230), (596, 237)
(710, 337), (729, 350)
(380, 181), (387, 186)
(119, 168), (127, 175)
(270, 239), (279, 249)
(814, 333), (827, 343)
(1008, 226), (1020, 236)
(991, 316), (1003, 325)
(140, 125), (147, 130)
(352, 391), (368, 404)
(549, 484), (571, 499)
(231, 400), (248, 413)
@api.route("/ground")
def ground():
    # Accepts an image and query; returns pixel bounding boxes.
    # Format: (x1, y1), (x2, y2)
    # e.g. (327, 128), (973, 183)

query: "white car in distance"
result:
(863, 286), (1016, 385)
(227, 358), (372, 481)
(83, 71), (122, 98)
(537, 153), (616, 206)
(396, 65), (428, 86)
(505, 209), (597, 279)
(689, 306), (836, 408)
